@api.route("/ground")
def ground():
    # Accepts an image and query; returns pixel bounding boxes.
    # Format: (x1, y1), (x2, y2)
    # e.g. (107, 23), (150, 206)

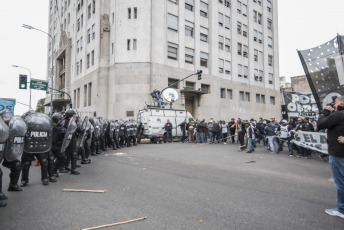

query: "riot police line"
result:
(0, 109), (143, 207)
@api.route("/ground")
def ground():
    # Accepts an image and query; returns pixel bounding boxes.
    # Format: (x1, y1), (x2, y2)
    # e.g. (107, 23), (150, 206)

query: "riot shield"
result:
(60, 116), (77, 153)
(99, 119), (105, 137)
(76, 117), (89, 148)
(109, 121), (115, 139)
(0, 116), (10, 163)
(24, 112), (53, 154)
(114, 123), (120, 140)
(93, 118), (101, 139)
(87, 123), (94, 147)
(125, 122), (130, 137)
(5, 116), (28, 162)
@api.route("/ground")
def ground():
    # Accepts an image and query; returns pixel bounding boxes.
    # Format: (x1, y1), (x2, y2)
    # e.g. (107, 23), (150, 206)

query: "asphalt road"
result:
(0, 142), (343, 230)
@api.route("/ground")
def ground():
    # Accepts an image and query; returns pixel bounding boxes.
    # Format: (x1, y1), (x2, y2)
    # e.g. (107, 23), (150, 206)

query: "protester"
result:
(221, 121), (228, 144)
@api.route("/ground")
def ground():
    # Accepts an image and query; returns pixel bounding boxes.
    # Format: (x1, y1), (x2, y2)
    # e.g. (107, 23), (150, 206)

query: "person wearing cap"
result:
(276, 119), (292, 153)
(228, 118), (236, 144)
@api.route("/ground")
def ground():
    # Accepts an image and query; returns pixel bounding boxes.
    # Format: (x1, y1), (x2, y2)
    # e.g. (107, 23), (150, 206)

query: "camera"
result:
(326, 96), (337, 107)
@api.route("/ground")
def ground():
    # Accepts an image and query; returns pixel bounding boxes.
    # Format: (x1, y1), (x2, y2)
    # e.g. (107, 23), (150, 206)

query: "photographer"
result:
(318, 96), (344, 219)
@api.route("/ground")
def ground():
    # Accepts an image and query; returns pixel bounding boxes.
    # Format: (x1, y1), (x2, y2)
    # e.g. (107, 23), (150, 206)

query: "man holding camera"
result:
(318, 96), (344, 219)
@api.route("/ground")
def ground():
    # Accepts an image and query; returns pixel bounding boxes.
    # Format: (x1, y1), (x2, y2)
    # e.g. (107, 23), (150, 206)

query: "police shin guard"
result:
(20, 161), (31, 187)
(0, 169), (8, 201)
(39, 158), (49, 185)
(111, 139), (117, 150)
(8, 163), (23, 191)
(96, 143), (101, 155)
(80, 148), (91, 164)
(48, 153), (57, 183)
(71, 152), (80, 175)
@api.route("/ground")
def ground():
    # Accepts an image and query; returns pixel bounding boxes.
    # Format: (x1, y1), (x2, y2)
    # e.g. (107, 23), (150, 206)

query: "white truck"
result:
(137, 108), (195, 143)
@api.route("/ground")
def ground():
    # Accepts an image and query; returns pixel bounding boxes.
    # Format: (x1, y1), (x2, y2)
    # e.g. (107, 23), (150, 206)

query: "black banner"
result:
(283, 92), (319, 119)
(298, 35), (344, 110)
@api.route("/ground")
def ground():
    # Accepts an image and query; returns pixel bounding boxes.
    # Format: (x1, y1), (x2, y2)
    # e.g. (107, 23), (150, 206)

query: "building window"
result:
(237, 0), (242, 14)
(225, 16), (230, 29)
(200, 27), (208, 42)
(218, 13), (223, 27)
(77, 18), (80, 31)
(242, 4), (247, 16)
(200, 52), (208, 67)
(269, 73), (273, 84)
(220, 88), (226, 99)
(219, 59), (224, 73)
(243, 24), (247, 37)
(128, 8), (131, 19)
(80, 36), (83, 50)
(92, 24), (95, 39)
(243, 45), (248, 58)
(267, 19), (272, 30)
(185, 47), (194, 64)
(77, 88), (80, 108)
(268, 36), (273, 48)
(185, 0), (194, 11)
(239, 91), (244, 101)
(270, 96), (275, 105)
(254, 49), (258, 61)
(167, 14), (178, 32)
(112, 43), (114, 54)
(259, 70), (263, 82)
(237, 22), (242, 35)
(225, 0), (231, 8)
(200, 1), (208, 18)
(254, 69), (259, 81)
(258, 32), (262, 43)
(77, 40), (79, 53)
(112, 12), (114, 24)
(126, 111), (134, 117)
(267, 0), (272, 12)
(87, 53), (90, 68)
(243, 66), (248, 78)
(134, 7), (137, 19)
(225, 61), (231, 74)
(92, 0), (95, 14)
(185, 81), (195, 89)
(68, 13), (70, 24)
(225, 38), (230, 52)
(133, 39), (137, 50)
(238, 64), (242, 77)
(88, 4), (91, 19)
(227, 89), (232, 99)
(261, 95), (265, 104)
(168, 78), (179, 89)
(219, 35), (224, 50)
(91, 50), (94, 66)
(127, 39), (131, 50)
(258, 13), (262, 24)
(84, 85), (87, 107)
(87, 29), (91, 43)
(73, 89), (76, 108)
(80, 59), (82, 73)
(237, 43), (242, 55)
(253, 10), (257, 22)
(185, 21), (194, 37)
(88, 83), (92, 106)
(76, 62), (79, 75)
(268, 55), (273, 66)
(168, 0), (178, 4)
(167, 42), (178, 60)
(253, 29), (257, 41)
(256, 94), (260, 103)
(245, 92), (250, 102)
(81, 14), (84, 28)
(201, 84), (210, 93)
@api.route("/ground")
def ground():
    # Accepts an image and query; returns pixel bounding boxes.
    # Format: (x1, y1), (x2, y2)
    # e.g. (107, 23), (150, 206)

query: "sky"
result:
(1, 0), (344, 115)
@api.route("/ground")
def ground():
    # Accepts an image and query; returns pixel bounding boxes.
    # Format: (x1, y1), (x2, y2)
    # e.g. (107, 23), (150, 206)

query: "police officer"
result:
(51, 113), (67, 177)
(119, 120), (126, 147)
(90, 118), (101, 155)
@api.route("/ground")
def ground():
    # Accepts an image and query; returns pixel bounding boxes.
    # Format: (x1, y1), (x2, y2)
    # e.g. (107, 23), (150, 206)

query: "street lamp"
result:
(23, 24), (54, 116)
(12, 65), (32, 111)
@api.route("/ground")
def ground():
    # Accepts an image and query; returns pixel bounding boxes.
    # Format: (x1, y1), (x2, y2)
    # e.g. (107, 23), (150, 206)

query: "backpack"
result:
(254, 127), (260, 137)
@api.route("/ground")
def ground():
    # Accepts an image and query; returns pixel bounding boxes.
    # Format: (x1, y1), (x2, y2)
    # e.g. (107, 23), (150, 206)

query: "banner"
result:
(0, 98), (16, 113)
(298, 35), (344, 111)
(283, 92), (319, 119)
(291, 131), (328, 154)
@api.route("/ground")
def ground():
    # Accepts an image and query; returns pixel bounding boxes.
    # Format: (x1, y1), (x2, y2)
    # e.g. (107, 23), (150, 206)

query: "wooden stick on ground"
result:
(81, 217), (147, 230)
(62, 189), (106, 193)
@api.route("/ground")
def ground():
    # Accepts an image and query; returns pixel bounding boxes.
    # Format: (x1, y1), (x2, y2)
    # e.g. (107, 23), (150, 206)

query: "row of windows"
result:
(220, 88), (276, 105)
(76, 50), (95, 75)
(74, 82), (92, 108)
(127, 39), (138, 51)
(128, 7), (138, 19)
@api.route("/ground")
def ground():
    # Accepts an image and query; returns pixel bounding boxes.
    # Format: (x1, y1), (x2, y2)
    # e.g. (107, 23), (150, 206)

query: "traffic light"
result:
(197, 70), (202, 80)
(19, 74), (27, 89)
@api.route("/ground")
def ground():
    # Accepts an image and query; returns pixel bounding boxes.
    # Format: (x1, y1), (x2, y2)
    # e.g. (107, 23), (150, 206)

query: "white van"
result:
(137, 108), (195, 143)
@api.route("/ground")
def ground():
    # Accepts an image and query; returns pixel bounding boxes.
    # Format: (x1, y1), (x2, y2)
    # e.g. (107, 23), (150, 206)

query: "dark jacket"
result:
(164, 122), (173, 132)
(318, 108), (344, 157)
(212, 122), (221, 133)
(178, 122), (186, 131)
(264, 123), (276, 136)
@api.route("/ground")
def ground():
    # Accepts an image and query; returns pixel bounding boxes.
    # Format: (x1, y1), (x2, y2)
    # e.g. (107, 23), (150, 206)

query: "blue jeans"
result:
(248, 138), (254, 151)
(197, 132), (204, 143)
(329, 155), (344, 213)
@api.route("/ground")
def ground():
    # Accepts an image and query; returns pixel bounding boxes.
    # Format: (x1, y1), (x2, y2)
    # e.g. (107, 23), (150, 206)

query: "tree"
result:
(35, 98), (45, 113)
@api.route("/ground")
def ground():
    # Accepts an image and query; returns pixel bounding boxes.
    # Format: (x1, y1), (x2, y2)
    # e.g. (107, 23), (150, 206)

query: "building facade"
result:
(46, 0), (280, 120)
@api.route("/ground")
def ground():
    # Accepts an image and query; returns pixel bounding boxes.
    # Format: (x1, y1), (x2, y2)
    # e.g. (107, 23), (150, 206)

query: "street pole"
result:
(23, 24), (54, 116)
(12, 65), (32, 111)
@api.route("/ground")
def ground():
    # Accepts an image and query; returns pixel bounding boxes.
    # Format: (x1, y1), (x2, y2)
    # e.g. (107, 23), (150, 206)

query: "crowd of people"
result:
(174, 116), (319, 157)
(0, 109), (143, 208)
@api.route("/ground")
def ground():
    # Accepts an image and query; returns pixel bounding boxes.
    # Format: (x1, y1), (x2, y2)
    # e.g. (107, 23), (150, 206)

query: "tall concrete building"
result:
(46, 0), (280, 120)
